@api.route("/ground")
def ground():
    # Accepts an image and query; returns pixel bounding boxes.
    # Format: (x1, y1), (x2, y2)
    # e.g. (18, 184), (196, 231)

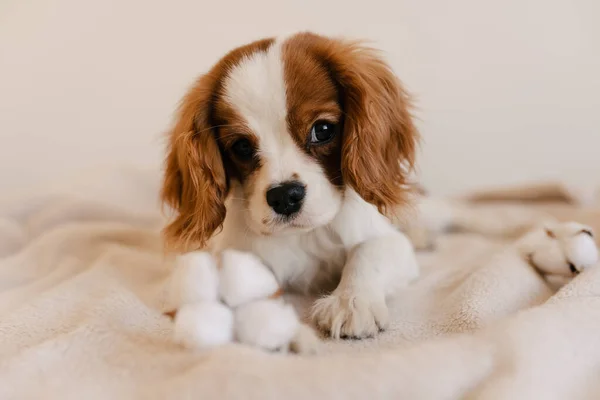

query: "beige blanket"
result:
(1, 167), (600, 400)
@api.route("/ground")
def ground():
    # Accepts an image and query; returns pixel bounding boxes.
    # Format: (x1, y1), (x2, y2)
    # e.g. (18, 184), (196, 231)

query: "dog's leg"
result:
(311, 231), (419, 339)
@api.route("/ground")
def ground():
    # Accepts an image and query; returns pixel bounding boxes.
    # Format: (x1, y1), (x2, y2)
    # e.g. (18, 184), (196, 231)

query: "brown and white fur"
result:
(161, 32), (420, 339)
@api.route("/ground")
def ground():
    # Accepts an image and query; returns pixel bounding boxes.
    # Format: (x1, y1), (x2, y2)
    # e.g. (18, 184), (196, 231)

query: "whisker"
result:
(194, 124), (237, 135)
(217, 131), (248, 140)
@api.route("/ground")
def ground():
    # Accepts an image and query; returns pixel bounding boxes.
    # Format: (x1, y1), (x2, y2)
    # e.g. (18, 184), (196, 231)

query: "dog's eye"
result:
(310, 121), (337, 144)
(231, 138), (254, 161)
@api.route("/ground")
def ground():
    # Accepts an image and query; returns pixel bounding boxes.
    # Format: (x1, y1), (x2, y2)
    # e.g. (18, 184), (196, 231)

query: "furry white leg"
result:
(391, 195), (456, 251)
(311, 232), (419, 338)
(393, 195), (546, 251)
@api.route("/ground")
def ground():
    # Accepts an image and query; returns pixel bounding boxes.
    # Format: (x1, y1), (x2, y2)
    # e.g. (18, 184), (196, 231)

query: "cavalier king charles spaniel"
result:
(161, 32), (420, 339)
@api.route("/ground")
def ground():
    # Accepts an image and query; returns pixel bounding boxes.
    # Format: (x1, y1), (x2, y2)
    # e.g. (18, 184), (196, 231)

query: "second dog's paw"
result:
(526, 222), (598, 276)
(311, 290), (388, 339)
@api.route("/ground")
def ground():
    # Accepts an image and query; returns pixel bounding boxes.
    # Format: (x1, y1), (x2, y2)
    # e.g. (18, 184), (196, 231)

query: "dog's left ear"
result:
(314, 35), (419, 215)
(161, 71), (229, 252)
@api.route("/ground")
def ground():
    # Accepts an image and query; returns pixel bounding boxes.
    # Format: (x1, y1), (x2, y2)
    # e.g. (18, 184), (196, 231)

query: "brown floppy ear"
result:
(318, 37), (419, 215)
(161, 72), (228, 251)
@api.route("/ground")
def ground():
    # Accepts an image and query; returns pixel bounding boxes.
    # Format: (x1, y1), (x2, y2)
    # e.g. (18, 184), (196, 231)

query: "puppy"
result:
(161, 32), (420, 339)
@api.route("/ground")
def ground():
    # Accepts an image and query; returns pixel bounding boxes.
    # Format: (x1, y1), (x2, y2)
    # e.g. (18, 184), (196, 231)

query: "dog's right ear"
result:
(161, 72), (228, 251)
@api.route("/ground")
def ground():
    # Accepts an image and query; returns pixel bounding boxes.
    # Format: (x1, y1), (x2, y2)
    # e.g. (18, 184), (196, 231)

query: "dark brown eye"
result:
(231, 138), (254, 161)
(310, 121), (337, 144)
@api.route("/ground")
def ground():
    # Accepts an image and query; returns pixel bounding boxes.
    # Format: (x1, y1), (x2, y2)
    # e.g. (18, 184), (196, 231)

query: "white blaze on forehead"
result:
(222, 39), (309, 183)
(221, 36), (343, 233)
(222, 42), (287, 130)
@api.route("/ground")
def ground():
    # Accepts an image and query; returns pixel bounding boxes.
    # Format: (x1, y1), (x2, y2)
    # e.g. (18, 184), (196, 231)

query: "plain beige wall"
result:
(1, 0), (598, 195)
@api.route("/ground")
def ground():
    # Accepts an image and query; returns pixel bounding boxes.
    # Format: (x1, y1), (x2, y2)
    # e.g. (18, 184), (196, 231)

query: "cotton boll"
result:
(235, 299), (300, 351)
(219, 250), (280, 308)
(169, 251), (219, 308)
(173, 302), (234, 350)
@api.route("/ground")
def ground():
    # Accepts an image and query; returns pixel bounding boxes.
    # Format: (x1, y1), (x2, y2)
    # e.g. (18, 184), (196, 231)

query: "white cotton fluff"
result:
(168, 249), (307, 353)
(234, 299), (300, 351)
(169, 251), (219, 307)
(173, 302), (234, 350)
(219, 250), (280, 308)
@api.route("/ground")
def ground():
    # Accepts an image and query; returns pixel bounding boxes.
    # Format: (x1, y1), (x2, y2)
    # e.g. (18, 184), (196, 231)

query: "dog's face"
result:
(215, 38), (345, 237)
(162, 33), (418, 250)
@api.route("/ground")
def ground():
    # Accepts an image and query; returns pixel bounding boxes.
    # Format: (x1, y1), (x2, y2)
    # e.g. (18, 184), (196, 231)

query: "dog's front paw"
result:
(311, 290), (388, 339)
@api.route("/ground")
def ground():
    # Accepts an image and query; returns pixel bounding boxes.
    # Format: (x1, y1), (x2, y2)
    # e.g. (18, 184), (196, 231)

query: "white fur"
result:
(234, 299), (300, 351)
(311, 192), (419, 338)
(173, 302), (234, 350)
(214, 187), (419, 338)
(169, 251), (219, 308)
(219, 249), (280, 307)
(213, 38), (420, 338)
(222, 40), (342, 237)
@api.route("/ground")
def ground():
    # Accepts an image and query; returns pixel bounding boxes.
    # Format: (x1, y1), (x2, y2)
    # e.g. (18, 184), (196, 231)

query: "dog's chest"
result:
(253, 227), (347, 293)
(217, 225), (347, 293)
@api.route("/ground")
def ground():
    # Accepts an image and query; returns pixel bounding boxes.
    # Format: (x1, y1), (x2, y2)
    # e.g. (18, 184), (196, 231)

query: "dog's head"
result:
(162, 32), (418, 250)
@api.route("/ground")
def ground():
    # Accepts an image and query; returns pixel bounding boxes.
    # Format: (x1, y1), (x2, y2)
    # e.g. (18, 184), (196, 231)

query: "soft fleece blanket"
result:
(1, 167), (600, 400)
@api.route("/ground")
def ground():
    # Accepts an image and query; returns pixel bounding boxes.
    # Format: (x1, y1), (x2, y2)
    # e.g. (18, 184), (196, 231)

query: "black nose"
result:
(266, 181), (306, 216)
